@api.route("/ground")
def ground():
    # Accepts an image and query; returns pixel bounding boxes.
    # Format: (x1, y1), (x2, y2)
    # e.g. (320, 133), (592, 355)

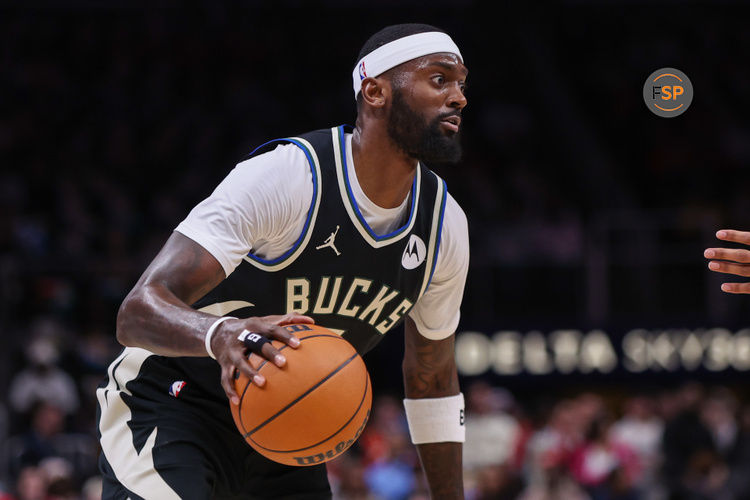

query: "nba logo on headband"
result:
(351, 31), (463, 100)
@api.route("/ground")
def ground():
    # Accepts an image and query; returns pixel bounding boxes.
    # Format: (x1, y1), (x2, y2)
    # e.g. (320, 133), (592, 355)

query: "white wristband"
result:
(403, 393), (465, 444)
(204, 316), (236, 360)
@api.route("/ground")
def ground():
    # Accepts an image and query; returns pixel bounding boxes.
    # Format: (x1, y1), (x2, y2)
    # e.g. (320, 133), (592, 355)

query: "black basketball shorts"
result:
(96, 347), (331, 500)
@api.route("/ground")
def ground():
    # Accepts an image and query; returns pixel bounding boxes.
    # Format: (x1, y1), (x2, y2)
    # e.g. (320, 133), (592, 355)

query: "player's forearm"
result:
(403, 320), (464, 499)
(115, 232), (228, 356)
(402, 321), (460, 398)
(116, 282), (220, 356)
(403, 360), (464, 500)
(416, 442), (464, 499)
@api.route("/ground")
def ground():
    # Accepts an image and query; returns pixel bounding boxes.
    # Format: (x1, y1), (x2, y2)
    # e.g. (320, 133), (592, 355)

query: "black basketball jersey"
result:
(168, 125), (448, 401)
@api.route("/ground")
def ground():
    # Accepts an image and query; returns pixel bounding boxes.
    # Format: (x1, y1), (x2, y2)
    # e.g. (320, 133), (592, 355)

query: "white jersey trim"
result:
(332, 126), (421, 248)
(418, 175), (447, 300)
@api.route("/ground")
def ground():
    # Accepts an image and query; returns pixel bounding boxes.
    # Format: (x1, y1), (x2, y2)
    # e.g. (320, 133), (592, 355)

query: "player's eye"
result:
(432, 75), (445, 86)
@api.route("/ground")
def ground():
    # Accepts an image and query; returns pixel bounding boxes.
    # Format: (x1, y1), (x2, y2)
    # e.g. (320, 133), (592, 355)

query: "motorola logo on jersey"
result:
(401, 234), (426, 270)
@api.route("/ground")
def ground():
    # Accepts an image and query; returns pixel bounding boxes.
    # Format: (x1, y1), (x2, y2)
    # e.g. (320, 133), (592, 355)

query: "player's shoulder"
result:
(234, 141), (310, 177)
(441, 191), (469, 244)
(444, 191), (468, 226)
(422, 165), (466, 226)
(213, 140), (314, 205)
(233, 126), (338, 176)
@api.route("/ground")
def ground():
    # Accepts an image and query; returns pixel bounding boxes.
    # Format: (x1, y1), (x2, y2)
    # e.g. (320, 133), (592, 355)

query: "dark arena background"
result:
(2, 2), (750, 499)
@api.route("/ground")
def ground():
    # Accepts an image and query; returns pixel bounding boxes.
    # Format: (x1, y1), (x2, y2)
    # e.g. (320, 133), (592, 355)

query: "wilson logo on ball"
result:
(292, 412), (370, 465)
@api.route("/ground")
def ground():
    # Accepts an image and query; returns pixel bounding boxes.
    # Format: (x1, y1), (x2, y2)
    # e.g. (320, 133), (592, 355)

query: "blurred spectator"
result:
(2, 459), (78, 500)
(8, 330), (79, 418)
(524, 399), (582, 488)
(38, 457), (77, 500)
(12, 402), (67, 475)
(364, 457), (415, 500)
(726, 404), (750, 498)
(80, 476), (102, 500)
(358, 395), (412, 467)
(572, 394), (606, 432)
(609, 395), (663, 491)
(569, 414), (640, 500)
(5, 400), (97, 488)
(357, 395), (418, 500)
(466, 464), (524, 500)
(660, 382), (718, 499)
(464, 381), (520, 470)
(680, 450), (732, 500)
(518, 462), (591, 500)
(11, 466), (47, 500)
(329, 454), (377, 500)
(700, 388), (739, 457)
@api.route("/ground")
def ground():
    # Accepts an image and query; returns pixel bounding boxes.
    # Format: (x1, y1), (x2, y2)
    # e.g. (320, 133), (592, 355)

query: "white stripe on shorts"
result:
(96, 347), (181, 500)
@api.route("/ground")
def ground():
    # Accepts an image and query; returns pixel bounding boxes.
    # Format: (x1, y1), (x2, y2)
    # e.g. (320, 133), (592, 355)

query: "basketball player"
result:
(705, 229), (750, 293)
(97, 24), (469, 499)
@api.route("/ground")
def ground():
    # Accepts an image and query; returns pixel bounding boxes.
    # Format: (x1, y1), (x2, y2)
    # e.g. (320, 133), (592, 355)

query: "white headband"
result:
(352, 31), (463, 100)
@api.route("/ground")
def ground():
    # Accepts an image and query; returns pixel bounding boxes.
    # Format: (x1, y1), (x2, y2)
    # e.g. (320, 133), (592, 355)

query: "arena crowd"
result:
(2, 329), (750, 500)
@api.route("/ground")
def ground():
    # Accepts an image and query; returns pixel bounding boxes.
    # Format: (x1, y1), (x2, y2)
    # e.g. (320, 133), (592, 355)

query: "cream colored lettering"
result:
(358, 285), (399, 325)
(337, 278), (372, 317)
(286, 278), (310, 314)
(313, 277), (343, 314)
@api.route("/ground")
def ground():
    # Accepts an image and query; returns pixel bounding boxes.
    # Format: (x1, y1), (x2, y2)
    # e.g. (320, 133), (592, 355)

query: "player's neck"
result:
(351, 126), (417, 209)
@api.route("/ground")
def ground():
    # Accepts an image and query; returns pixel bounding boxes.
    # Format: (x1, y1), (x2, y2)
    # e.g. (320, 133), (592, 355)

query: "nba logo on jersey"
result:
(401, 234), (426, 270)
(169, 380), (187, 398)
(359, 61), (367, 80)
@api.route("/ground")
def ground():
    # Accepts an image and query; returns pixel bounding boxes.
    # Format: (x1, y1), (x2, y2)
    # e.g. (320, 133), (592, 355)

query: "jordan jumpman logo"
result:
(316, 225), (341, 256)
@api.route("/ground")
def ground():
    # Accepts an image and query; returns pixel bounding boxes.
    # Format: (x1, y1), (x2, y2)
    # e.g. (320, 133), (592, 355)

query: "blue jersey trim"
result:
(338, 126), (417, 241)
(244, 138), (319, 265)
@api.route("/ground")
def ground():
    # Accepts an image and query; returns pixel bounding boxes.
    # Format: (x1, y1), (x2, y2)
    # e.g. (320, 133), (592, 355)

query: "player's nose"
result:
(447, 83), (467, 110)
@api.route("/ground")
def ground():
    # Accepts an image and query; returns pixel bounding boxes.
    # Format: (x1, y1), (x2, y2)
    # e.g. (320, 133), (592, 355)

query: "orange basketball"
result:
(229, 323), (372, 466)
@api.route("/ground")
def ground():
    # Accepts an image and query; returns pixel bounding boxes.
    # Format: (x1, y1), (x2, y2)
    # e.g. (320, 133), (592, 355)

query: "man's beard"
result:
(386, 88), (462, 164)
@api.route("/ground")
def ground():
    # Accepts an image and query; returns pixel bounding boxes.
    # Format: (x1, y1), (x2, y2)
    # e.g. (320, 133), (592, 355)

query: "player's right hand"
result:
(704, 229), (750, 294)
(210, 313), (314, 405)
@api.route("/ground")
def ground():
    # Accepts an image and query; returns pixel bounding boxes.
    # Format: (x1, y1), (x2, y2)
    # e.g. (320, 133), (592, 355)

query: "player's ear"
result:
(360, 77), (388, 109)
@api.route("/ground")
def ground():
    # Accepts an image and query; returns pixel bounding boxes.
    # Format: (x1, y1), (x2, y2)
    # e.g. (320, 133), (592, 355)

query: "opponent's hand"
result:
(704, 229), (750, 294)
(211, 313), (314, 404)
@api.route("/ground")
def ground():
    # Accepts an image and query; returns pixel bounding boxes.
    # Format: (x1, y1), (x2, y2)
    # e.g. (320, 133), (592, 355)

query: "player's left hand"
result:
(704, 229), (750, 294)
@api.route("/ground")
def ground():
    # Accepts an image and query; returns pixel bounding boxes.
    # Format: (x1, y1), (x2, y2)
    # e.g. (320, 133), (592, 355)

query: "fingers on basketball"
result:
(229, 324), (371, 467)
